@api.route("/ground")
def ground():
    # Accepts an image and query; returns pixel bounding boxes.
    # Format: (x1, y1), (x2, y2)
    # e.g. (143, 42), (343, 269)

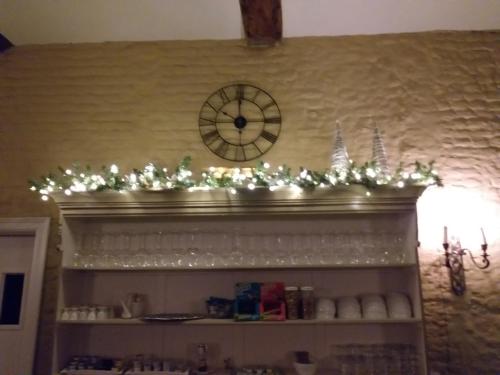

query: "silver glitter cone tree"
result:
(372, 127), (390, 175)
(331, 122), (349, 171)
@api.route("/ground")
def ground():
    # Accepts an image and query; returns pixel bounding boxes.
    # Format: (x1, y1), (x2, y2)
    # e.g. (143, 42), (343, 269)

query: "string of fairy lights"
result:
(29, 156), (442, 201)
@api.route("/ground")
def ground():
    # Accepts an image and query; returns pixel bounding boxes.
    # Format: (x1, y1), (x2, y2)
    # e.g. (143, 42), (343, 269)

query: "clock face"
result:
(199, 84), (281, 161)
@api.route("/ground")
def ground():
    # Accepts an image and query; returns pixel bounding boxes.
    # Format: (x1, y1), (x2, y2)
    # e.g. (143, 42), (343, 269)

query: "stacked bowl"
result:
(361, 294), (388, 319)
(337, 296), (361, 319)
(386, 292), (412, 318)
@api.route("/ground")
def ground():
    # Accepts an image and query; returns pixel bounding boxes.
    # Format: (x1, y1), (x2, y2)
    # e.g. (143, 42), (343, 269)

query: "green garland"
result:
(29, 157), (442, 201)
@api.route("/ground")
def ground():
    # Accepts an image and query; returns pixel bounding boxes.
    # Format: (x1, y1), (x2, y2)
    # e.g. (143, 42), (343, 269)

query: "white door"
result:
(0, 218), (50, 375)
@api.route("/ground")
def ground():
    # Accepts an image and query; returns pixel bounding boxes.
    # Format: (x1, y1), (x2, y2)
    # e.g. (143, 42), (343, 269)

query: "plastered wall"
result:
(0, 31), (498, 374)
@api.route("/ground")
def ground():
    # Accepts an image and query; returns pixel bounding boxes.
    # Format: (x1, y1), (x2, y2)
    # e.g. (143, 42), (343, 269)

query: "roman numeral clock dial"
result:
(198, 84), (281, 161)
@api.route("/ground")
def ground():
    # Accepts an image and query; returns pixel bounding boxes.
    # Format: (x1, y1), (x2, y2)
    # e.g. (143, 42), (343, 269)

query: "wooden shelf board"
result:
(61, 262), (417, 272)
(56, 318), (422, 326)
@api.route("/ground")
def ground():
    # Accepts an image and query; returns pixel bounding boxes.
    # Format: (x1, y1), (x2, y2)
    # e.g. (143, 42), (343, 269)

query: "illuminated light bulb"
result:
(248, 183), (256, 190)
(278, 165), (283, 171)
(64, 189), (72, 196)
(41, 195), (49, 201)
(129, 174), (137, 183)
(131, 184), (138, 191)
(252, 178), (257, 183)
(152, 180), (161, 189)
(209, 166), (215, 172)
(263, 162), (270, 169)
(163, 168), (167, 172)
(90, 183), (98, 190)
(186, 171), (192, 176)
(229, 187), (237, 195)
(65, 169), (72, 175)
(40, 189), (48, 195)
(306, 175), (312, 181)
(145, 164), (154, 172)
(366, 191), (371, 197)
(166, 181), (173, 188)
(411, 172), (421, 179)
(49, 180), (55, 186)
(80, 173), (85, 178)
(376, 180), (383, 185)
(110, 165), (119, 174)
(269, 186), (278, 192)
(291, 184), (302, 193)
(299, 170), (308, 179)
(349, 159), (353, 163)
(188, 187), (195, 192)
(277, 180), (284, 186)
(397, 181), (405, 188)
(47, 186), (54, 192)
(354, 173), (361, 181)
(386, 176), (392, 181)
(431, 169), (438, 175)
(366, 168), (376, 178)
(30, 186), (36, 191)
(319, 183), (325, 188)
(402, 172), (409, 179)
(202, 172), (207, 177)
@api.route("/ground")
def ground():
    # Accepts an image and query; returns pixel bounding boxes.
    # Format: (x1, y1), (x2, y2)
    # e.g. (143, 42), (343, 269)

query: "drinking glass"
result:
(200, 231), (217, 268)
(130, 232), (147, 267)
(160, 232), (177, 268)
(335, 232), (351, 265)
(186, 229), (201, 267)
(81, 232), (100, 268)
(99, 232), (115, 268)
(116, 232), (131, 268)
(145, 231), (163, 267)
(275, 233), (289, 266)
(230, 228), (244, 267)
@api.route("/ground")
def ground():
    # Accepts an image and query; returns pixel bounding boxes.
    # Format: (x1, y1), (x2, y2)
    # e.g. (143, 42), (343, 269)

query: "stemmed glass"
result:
(186, 229), (201, 267)
(145, 231), (163, 267)
(81, 232), (100, 268)
(116, 232), (131, 268)
(130, 233), (147, 267)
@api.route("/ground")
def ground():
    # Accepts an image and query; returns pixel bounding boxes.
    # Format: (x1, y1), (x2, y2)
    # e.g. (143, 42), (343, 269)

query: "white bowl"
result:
(293, 362), (317, 375)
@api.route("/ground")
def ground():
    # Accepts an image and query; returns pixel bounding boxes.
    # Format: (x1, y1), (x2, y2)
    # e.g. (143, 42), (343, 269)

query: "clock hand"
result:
(221, 111), (235, 120)
(239, 130), (242, 146)
(216, 118), (267, 124)
(238, 99), (242, 117)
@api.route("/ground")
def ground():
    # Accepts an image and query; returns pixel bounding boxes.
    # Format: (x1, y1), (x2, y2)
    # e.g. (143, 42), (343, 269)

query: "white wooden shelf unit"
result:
(52, 186), (428, 374)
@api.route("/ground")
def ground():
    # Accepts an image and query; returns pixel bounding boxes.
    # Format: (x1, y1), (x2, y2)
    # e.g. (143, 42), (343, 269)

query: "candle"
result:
(480, 227), (487, 245)
(443, 226), (448, 244)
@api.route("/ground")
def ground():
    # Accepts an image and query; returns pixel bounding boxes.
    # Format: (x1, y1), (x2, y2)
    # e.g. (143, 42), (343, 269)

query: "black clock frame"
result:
(198, 84), (281, 162)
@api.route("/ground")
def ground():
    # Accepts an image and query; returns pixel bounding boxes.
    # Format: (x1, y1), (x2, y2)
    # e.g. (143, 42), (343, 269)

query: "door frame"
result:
(0, 217), (50, 373)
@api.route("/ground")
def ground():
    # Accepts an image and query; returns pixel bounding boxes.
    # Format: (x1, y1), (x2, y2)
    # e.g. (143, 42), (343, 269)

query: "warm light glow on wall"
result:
(417, 186), (499, 252)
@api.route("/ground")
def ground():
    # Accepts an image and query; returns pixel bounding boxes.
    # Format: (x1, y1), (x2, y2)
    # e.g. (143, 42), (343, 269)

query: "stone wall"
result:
(0, 31), (498, 374)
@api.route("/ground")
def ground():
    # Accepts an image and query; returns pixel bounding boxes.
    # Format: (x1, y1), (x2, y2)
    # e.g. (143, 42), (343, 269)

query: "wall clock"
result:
(198, 84), (281, 161)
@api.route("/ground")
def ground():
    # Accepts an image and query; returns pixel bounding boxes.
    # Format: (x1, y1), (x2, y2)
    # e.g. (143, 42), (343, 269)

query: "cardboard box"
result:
(234, 282), (260, 321)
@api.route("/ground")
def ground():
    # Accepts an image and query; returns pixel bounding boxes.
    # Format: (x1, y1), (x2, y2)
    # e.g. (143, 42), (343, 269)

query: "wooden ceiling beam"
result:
(239, 0), (282, 46)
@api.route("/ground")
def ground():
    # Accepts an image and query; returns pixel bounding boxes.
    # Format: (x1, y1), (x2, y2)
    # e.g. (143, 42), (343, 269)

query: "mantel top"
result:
(51, 185), (426, 218)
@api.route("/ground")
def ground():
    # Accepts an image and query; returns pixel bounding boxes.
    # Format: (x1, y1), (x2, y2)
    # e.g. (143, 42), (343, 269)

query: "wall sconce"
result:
(442, 226), (490, 296)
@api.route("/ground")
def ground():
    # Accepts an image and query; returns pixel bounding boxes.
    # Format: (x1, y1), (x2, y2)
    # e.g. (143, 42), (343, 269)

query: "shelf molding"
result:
(52, 186), (425, 218)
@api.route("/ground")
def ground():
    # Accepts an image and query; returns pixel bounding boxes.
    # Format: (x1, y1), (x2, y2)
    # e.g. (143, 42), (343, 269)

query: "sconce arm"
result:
(464, 244), (490, 270)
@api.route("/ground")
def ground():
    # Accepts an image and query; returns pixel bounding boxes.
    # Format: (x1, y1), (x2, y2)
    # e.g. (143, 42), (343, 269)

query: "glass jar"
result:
(284, 286), (300, 320)
(60, 307), (70, 321)
(96, 306), (109, 320)
(300, 286), (315, 320)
